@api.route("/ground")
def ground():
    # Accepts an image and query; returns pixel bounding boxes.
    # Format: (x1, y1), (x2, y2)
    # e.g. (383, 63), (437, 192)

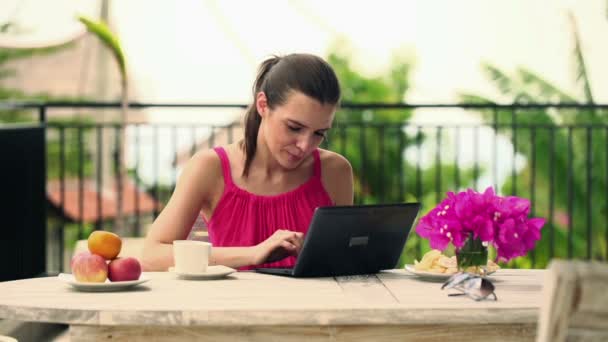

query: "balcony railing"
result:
(2, 101), (607, 273)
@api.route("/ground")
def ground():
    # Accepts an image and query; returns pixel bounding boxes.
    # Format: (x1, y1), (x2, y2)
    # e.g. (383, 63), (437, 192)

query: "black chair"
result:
(0, 125), (46, 281)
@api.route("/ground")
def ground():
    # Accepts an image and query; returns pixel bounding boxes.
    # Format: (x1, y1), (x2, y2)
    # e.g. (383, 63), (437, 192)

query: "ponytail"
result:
(241, 56), (281, 177)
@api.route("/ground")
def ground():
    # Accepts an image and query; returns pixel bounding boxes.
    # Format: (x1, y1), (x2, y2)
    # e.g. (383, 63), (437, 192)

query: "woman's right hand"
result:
(251, 230), (304, 265)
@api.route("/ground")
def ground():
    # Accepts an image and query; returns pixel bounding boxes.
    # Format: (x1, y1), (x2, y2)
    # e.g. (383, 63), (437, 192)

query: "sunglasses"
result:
(441, 272), (497, 301)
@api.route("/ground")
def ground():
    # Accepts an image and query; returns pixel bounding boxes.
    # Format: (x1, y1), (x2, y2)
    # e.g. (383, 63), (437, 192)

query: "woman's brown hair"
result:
(240, 53), (341, 176)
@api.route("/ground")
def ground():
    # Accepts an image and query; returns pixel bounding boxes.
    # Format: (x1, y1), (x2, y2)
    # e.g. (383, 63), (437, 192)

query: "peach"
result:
(108, 257), (142, 282)
(71, 252), (108, 283)
(88, 231), (122, 260)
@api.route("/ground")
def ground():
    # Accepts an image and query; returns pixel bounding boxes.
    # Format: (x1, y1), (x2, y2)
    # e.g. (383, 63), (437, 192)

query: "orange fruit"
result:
(88, 231), (122, 260)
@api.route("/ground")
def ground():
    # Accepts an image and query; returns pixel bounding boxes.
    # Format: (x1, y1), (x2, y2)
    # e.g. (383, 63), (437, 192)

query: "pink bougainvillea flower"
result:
(415, 187), (546, 263)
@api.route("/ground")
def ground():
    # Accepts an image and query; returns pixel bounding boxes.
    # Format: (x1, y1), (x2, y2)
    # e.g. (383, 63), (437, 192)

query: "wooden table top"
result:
(0, 269), (545, 327)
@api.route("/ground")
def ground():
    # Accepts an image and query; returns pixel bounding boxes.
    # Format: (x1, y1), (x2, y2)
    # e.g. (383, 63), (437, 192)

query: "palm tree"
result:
(460, 11), (607, 266)
(78, 15), (129, 233)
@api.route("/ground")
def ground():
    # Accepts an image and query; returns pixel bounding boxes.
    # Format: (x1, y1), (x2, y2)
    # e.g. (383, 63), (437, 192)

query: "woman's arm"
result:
(142, 150), (219, 271)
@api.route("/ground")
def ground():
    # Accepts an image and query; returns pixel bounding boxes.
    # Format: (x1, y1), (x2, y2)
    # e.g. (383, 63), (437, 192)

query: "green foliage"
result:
(46, 118), (96, 180)
(327, 46), (416, 205)
(0, 22), (12, 33)
(77, 16), (126, 83)
(460, 61), (608, 266)
(326, 43), (478, 266)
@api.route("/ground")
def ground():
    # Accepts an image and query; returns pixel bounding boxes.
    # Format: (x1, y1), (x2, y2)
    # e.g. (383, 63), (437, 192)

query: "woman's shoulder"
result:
(189, 144), (243, 177)
(183, 146), (237, 200)
(184, 147), (225, 186)
(189, 147), (221, 170)
(190, 144), (239, 164)
(317, 148), (352, 173)
(317, 149), (353, 205)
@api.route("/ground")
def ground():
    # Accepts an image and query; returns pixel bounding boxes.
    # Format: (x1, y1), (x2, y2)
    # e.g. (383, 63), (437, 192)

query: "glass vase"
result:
(456, 233), (488, 275)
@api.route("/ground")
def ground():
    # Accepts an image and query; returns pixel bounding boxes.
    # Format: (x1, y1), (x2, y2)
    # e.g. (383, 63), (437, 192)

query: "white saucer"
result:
(58, 273), (150, 292)
(169, 265), (236, 280)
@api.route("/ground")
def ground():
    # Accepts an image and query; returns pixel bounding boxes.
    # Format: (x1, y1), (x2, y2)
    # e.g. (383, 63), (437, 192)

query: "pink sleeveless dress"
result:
(202, 147), (334, 270)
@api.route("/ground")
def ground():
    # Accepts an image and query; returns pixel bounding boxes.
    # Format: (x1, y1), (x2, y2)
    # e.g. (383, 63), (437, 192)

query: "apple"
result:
(71, 252), (108, 283)
(108, 257), (142, 282)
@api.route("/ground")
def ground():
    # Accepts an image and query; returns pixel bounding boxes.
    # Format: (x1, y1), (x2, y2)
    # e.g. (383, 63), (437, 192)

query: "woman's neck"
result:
(249, 131), (286, 180)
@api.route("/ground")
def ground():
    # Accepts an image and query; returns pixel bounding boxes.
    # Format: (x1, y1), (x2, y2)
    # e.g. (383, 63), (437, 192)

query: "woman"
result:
(142, 53), (353, 271)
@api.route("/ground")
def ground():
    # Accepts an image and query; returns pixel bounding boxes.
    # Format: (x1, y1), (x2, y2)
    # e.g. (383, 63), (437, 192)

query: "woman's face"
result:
(257, 91), (336, 169)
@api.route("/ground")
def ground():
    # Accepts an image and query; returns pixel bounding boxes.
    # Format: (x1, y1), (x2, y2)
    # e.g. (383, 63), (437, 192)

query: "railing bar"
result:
(416, 126), (422, 260)
(530, 127), (536, 267)
(190, 125), (196, 157)
(340, 124), (346, 156)
(96, 125), (103, 231)
(359, 125), (366, 205)
(435, 127), (442, 203)
(114, 125), (122, 233)
(59, 127), (66, 271)
(40, 105), (47, 273)
(172, 125), (178, 191)
(511, 108), (517, 196)
(493, 108), (498, 193)
(473, 126), (479, 190)
(153, 126), (160, 218)
(548, 127), (555, 259)
(454, 127), (460, 190)
(228, 123), (234, 144)
(586, 127), (592, 259)
(416, 127), (422, 200)
(209, 126), (216, 149)
(379, 125), (385, 202)
(78, 126), (84, 240)
(398, 124), (404, 201)
(39, 105), (46, 123)
(567, 127), (574, 259)
(134, 124), (141, 236)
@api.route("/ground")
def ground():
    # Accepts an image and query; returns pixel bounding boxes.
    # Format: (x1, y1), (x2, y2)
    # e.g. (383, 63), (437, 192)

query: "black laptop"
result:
(255, 203), (420, 277)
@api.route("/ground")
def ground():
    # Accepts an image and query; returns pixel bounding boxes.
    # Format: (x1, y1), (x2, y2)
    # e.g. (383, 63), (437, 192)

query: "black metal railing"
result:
(2, 101), (607, 272)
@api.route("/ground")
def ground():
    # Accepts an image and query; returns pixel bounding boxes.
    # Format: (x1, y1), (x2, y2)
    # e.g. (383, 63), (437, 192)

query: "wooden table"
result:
(0, 269), (545, 341)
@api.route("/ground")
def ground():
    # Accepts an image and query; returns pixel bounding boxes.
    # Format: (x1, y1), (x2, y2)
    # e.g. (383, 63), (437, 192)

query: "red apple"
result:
(71, 252), (108, 283)
(108, 257), (142, 282)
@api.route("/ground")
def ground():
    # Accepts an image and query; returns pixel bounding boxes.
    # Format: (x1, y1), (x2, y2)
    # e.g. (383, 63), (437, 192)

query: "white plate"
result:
(169, 265), (236, 280)
(404, 265), (455, 280)
(404, 265), (496, 281)
(58, 273), (150, 292)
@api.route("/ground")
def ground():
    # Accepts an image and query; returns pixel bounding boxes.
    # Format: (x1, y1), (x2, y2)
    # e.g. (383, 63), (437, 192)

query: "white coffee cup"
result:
(173, 240), (212, 274)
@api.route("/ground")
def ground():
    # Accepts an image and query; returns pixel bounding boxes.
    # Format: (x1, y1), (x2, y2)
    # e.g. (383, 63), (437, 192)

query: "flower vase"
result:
(456, 233), (488, 274)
